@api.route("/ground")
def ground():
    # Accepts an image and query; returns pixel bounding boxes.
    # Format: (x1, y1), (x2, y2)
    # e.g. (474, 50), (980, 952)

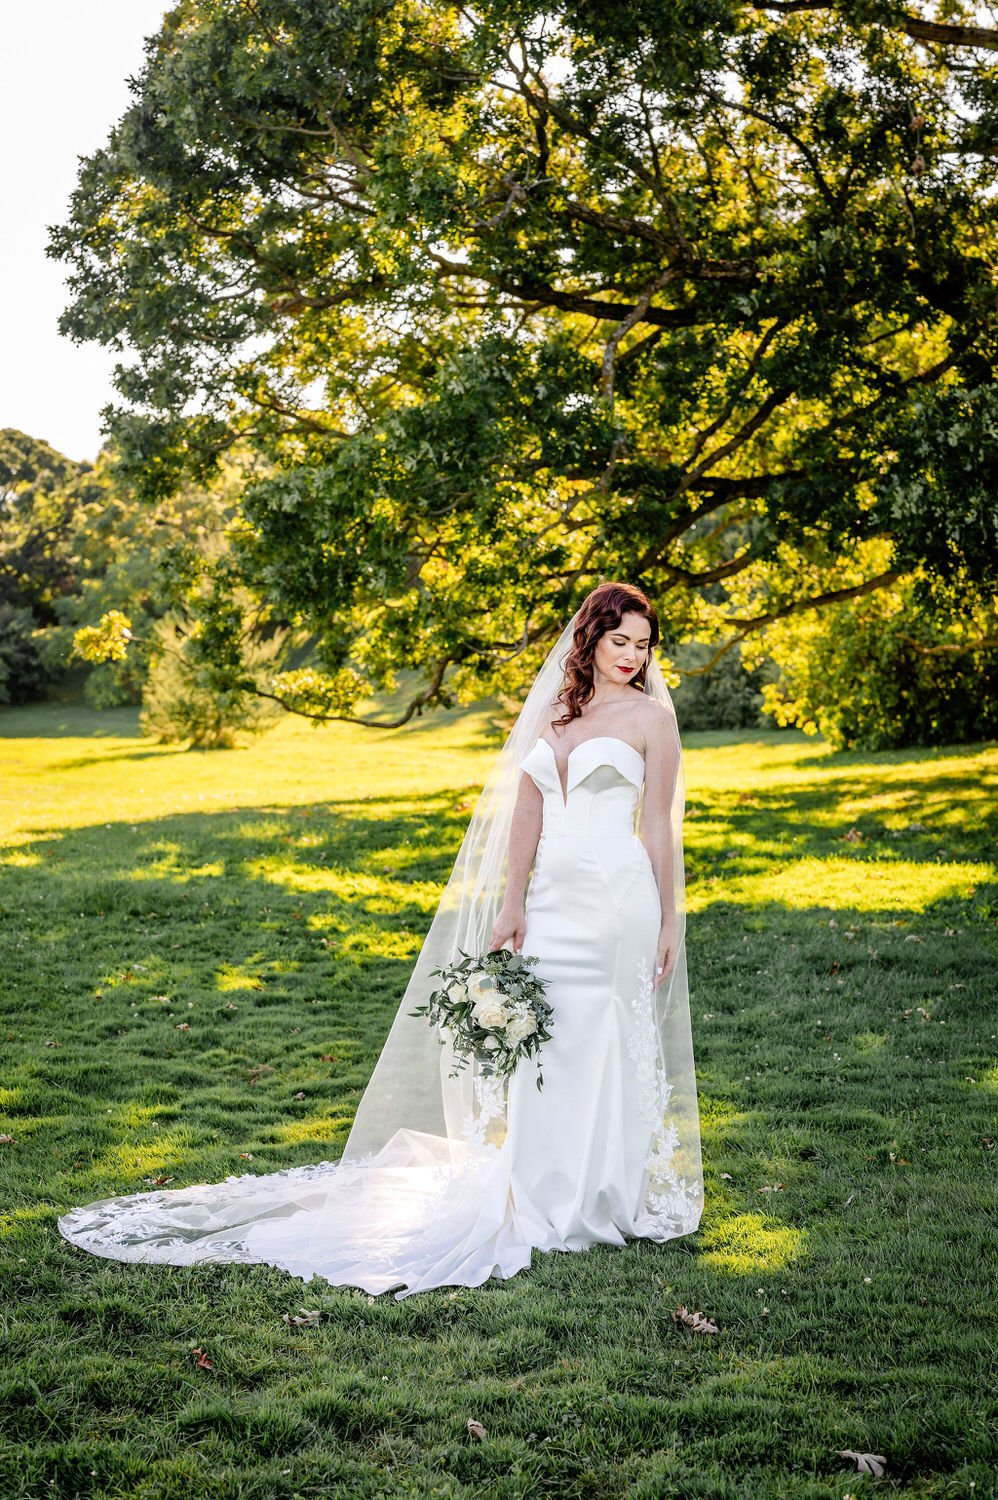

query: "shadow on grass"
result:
(0, 703), (145, 739)
(1, 753), (993, 1109)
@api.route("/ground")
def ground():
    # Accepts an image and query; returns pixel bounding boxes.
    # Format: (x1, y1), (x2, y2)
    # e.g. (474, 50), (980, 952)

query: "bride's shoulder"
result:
(632, 693), (677, 743)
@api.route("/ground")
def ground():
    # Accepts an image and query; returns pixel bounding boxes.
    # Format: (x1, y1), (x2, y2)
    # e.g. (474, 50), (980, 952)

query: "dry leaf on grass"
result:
(192, 1347), (213, 1370)
(466, 1419), (487, 1440)
(282, 1308), (323, 1326)
(757, 1182), (785, 1193)
(673, 1304), (719, 1335)
(836, 1449), (887, 1476)
(0, 1134), (15, 1145)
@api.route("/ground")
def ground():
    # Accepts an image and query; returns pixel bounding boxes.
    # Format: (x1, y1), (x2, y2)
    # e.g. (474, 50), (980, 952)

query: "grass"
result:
(1, 700), (997, 1500)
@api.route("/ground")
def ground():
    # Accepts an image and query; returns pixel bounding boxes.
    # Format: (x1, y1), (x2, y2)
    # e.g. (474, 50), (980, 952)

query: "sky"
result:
(3, 3), (172, 465)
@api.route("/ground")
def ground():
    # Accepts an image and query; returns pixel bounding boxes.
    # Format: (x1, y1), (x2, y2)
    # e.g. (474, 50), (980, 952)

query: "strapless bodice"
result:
(519, 735), (644, 837)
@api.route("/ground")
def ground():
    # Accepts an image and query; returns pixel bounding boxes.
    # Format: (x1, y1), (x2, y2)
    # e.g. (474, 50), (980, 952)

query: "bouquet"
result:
(409, 948), (554, 1090)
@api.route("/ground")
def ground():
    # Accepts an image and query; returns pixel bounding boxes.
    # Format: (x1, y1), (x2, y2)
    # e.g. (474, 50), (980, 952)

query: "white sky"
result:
(2, 3), (171, 465)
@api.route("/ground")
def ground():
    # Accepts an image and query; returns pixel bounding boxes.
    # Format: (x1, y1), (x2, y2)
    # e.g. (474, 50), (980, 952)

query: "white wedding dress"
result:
(57, 734), (703, 1297)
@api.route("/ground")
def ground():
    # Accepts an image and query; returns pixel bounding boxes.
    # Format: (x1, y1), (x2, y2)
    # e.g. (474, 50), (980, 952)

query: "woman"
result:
(58, 582), (703, 1296)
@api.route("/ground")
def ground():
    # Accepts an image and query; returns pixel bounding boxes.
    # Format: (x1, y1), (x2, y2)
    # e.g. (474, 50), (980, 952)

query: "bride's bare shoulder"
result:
(633, 693), (677, 744)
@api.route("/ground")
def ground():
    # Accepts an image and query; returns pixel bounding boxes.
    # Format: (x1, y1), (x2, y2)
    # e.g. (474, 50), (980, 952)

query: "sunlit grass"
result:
(698, 1212), (808, 1274)
(0, 702), (996, 1497)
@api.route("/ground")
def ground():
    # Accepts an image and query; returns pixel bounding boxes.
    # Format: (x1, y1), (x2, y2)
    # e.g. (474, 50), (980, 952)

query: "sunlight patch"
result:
(699, 1212), (808, 1274)
(267, 1114), (354, 1146)
(216, 965), (267, 993)
(715, 857), (993, 912)
(0, 848), (41, 867)
(247, 859), (441, 914)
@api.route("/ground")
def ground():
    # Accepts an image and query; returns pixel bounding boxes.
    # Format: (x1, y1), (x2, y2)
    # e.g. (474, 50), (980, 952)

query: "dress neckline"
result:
(536, 734), (645, 807)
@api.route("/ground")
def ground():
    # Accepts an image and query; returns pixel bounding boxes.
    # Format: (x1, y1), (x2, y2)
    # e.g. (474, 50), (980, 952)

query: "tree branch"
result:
(897, 632), (998, 655)
(600, 271), (675, 400)
(720, 566), (903, 628)
(751, 1), (998, 50)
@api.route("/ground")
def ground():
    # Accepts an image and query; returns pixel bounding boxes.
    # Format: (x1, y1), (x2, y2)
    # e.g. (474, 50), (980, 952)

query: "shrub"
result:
(0, 604), (50, 704)
(668, 639), (771, 733)
(749, 577), (998, 750)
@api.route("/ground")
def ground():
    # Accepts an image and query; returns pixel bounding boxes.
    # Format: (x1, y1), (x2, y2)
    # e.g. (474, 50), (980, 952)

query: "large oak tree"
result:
(52, 0), (998, 722)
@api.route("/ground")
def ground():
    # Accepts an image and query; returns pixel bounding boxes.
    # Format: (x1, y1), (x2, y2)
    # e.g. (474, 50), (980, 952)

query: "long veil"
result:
(58, 611), (703, 1292)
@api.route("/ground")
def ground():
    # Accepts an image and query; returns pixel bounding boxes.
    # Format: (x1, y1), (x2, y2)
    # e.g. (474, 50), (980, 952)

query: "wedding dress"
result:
(57, 730), (704, 1297)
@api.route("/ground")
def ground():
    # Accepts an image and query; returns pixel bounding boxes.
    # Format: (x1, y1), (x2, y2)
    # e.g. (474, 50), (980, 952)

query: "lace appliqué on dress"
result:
(460, 1069), (507, 1149)
(627, 958), (702, 1238)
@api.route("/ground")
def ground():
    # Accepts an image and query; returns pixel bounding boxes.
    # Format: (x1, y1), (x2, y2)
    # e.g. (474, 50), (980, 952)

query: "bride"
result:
(58, 581), (704, 1297)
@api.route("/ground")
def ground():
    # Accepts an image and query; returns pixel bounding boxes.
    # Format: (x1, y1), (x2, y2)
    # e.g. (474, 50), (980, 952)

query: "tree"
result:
(50, 0), (998, 730)
(0, 430), (93, 622)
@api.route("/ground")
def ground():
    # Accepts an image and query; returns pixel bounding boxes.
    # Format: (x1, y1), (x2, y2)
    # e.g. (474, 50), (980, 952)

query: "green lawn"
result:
(1, 702), (996, 1500)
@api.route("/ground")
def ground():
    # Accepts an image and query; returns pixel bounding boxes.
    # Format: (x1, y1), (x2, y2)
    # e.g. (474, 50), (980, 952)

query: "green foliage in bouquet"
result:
(410, 949), (554, 1091)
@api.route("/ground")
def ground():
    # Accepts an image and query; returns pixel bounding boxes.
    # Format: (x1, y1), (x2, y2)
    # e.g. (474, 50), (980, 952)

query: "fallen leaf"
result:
(720, 1171), (734, 1181)
(175, 1023), (190, 1031)
(192, 1347), (213, 1370)
(293, 1091), (307, 1100)
(321, 1054), (340, 1063)
(757, 1182), (785, 1192)
(673, 1304), (719, 1335)
(467, 1419), (487, 1440)
(282, 1308), (322, 1326)
(239, 1152), (254, 1160)
(836, 1450), (887, 1477)
(0, 1134), (15, 1145)
(248, 1065), (274, 1085)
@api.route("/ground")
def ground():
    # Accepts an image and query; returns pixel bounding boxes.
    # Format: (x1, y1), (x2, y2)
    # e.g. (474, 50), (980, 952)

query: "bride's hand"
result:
(655, 919), (677, 987)
(490, 904), (526, 954)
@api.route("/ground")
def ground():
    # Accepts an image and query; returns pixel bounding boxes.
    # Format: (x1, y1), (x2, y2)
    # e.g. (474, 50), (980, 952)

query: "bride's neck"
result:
(588, 683), (633, 708)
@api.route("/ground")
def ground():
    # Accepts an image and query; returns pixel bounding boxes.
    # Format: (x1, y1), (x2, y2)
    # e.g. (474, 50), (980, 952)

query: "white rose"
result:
(446, 980), (468, 1004)
(466, 972), (496, 1004)
(505, 1013), (538, 1047)
(482, 1036), (501, 1052)
(474, 1000), (510, 1030)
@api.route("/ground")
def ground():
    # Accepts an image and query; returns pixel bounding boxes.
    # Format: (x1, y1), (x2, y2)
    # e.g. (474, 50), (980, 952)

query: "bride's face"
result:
(593, 611), (651, 688)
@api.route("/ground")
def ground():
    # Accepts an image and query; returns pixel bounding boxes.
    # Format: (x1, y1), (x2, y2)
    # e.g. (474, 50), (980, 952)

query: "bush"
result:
(750, 576), (998, 750)
(668, 639), (771, 733)
(0, 605), (50, 704)
(139, 617), (283, 748)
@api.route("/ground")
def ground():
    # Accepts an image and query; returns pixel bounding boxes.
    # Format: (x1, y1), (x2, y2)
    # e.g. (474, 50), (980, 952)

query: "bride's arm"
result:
(641, 705), (681, 986)
(489, 772), (543, 953)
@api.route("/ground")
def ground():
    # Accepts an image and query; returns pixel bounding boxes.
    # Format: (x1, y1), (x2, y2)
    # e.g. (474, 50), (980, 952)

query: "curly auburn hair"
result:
(553, 581), (660, 727)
